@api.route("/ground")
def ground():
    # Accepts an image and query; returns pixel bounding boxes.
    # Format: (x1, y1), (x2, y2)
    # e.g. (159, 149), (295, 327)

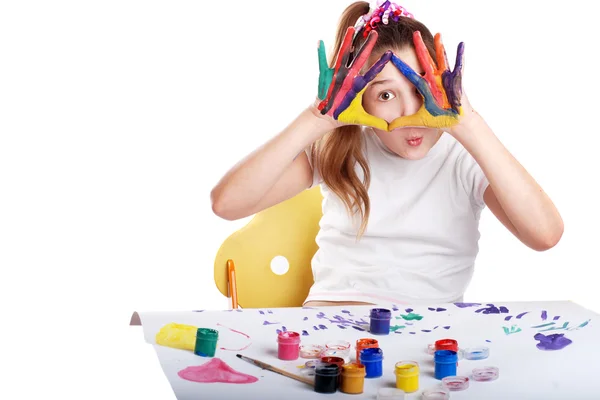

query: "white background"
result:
(1, 1), (599, 399)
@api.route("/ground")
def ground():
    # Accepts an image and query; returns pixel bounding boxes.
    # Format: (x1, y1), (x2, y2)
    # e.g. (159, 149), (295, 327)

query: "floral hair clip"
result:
(353, 0), (414, 39)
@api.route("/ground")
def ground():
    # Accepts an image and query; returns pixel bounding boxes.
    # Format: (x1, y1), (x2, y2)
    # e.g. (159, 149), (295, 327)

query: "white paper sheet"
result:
(131, 301), (600, 399)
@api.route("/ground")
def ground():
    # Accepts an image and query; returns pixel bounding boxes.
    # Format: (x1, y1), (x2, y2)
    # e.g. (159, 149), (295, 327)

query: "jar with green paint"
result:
(194, 328), (219, 357)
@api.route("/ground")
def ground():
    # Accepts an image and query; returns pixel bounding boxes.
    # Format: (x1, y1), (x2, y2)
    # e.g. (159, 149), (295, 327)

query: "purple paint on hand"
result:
(302, 330), (309, 336)
(554, 316), (561, 321)
(534, 333), (572, 350)
(541, 311), (548, 321)
(454, 302), (481, 308)
(516, 312), (529, 319)
(505, 316), (513, 321)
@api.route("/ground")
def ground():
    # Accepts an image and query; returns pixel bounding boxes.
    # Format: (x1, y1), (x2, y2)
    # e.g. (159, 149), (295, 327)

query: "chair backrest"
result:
(213, 186), (323, 308)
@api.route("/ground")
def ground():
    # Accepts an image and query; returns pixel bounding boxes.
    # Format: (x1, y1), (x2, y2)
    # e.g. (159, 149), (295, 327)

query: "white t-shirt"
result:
(304, 127), (489, 305)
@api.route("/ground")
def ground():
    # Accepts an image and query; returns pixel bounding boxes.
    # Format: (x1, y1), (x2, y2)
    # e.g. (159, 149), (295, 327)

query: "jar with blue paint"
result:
(434, 350), (457, 380)
(359, 347), (384, 378)
(369, 308), (392, 335)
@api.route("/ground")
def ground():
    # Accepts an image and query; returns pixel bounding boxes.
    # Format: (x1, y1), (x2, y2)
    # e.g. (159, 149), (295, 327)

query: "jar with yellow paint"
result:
(394, 361), (419, 393)
(340, 363), (366, 394)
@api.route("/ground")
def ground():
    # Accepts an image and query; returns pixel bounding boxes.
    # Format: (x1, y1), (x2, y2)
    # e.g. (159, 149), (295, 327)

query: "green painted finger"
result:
(318, 40), (333, 100)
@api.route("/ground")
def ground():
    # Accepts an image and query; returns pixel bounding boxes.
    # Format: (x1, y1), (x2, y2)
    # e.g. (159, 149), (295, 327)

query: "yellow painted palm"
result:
(214, 187), (323, 308)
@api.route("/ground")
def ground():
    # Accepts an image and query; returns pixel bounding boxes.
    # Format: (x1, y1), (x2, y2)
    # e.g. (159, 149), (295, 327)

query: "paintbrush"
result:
(236, 354), (314, 386)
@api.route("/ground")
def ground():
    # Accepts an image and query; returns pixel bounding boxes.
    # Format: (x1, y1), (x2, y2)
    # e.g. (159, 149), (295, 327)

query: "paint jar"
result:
(435, 339), (458, 352)
(394, 361), (419, 393)
(369, 308), (392, 335)
(359, 347), (384, 378)
(434, 350), (457, 380)
(194, 328), (219, 357)
(323, 340), (351, 363)
(277, 331), (300, 361)
(314, 363), (340, 394)
(356, 338), (379, 361)
(376, 387), (406, 400)
(300, 344), (324, 359)
(340, 363), (366, 394)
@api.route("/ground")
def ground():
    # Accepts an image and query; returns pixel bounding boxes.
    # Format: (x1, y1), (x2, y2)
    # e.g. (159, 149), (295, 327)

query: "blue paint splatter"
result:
(316, 312), (326, 319)
(486, 340), (492, 343)
(342, 310), (351, 315)
(434, 326), (439, 329)
(499, 307), (508, 313)
(267, 310), (273, 314)
(475, 304), (509, 314)
(437, 308), (447, 312)
(428, 307), (436, 311)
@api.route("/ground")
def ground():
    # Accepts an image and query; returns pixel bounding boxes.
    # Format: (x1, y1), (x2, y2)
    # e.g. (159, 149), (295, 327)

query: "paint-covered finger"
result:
(363, 50), (392, 83)
(348, 30), (379, 77)
(413, 31), (445, 106)
(390, 54), (422, 87)
(434, 33), (449, 72)
(320, 28), (355, 114)
(318, 40), (333, 100)
(337, 88), (389, 130)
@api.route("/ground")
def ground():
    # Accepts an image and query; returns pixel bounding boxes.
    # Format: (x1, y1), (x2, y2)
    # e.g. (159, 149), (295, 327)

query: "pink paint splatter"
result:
(178, 358), (258, 384)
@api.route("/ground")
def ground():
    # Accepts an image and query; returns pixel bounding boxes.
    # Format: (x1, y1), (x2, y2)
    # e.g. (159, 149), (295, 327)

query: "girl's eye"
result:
(378, 91), (396, 101)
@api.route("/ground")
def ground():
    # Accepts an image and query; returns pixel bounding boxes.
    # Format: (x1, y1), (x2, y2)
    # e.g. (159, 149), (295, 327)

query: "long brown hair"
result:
(312, 1), (437, 238)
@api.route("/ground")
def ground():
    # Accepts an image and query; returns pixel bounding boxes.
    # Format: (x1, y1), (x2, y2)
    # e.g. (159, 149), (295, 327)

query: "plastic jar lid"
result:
(421, 387), (450, 399)
(196, 328), (218, 339)
(472, 366), (499, 382)
(376, 387), (405, 400)
(441, 376), (470, 391)
(463, 347), (489, 360)
(277, 331), (300, 344)
(326, 340), (351, 350)
(435, 339), (458, 351)
(299, 344), (323, 358)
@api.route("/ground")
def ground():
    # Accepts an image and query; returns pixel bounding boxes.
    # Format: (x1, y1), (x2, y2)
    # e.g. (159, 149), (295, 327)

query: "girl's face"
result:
(362, 46), (442, 160)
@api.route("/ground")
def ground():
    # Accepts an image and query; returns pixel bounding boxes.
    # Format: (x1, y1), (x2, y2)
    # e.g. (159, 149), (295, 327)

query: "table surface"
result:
(133, 301), (599, 400)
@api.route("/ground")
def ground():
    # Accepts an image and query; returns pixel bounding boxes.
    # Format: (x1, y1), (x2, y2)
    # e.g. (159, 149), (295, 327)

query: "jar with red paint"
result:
(435, 339), (458, 352)
(277, 331), (301, 360)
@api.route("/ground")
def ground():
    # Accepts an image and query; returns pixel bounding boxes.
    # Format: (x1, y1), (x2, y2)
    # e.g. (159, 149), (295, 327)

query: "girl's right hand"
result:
(313, 26), (392, 131)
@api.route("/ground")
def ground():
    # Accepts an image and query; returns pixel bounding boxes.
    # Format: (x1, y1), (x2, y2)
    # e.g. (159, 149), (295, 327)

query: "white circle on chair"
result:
(270, 256), (289, 275)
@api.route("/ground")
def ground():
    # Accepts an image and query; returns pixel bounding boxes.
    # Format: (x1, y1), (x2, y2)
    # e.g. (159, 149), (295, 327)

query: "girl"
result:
(210, 1), (563, 307)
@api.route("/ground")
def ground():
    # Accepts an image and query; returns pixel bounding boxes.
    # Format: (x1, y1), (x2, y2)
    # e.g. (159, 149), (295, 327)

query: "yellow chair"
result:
(214, 186), (323, 308)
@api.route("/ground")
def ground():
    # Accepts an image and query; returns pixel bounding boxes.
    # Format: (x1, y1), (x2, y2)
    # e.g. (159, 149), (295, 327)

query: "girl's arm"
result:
(210, 107), (333, 221)
(449, 109), (564, 251)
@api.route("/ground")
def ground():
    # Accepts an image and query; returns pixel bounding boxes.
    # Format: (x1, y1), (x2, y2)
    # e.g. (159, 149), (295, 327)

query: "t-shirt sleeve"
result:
(456, 147), (489, 214)
(305, 145), (323, 189)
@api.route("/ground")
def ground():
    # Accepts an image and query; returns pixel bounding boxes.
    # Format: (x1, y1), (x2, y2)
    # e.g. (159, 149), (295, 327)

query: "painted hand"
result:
(317, 27), (392, 130)
(388, 31), (464, 130)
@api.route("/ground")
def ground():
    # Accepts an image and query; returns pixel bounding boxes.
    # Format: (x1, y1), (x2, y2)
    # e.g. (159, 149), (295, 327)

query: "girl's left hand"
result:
(388, 31), (470, 131)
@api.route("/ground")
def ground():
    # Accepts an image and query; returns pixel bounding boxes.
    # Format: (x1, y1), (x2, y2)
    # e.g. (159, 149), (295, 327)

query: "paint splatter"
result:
(503, 325), (522, 335)
(505, 316), (513, 321)
(409, 332), (416, 335)
(276, 329), (281, 334)
(352, 326), (365, 331)
(574, 319), (591, 329)
(486, 340), (492, 343)
(516, 312), (529, 319)
(302, 330), (309, 336)
(316, 312), (326, 319)
(476, 304), (509, 314)
(443, 326), (451, 330)
(437, 308), (447, 312)
(259, 311), (265, 315)
(281, 326), (287, 332)
(428, 307), (435, 311)
(178, 358), (258, 384)
(192, 310), (204, 312)
(531, 322), (555, 329)
(541, 311), (548, 321)
(405, 308), (414, 313)
(313, 326), (319, 331)
(303, 317), (308, 321)
(454, 303), (481, 308)
(539, 322), (569, 332)
(405, 322), (414, 326)
(217, 323), (252, 351)
(267, 310), (273, 314)
(263, 321), (279, 326)
(433, 326), (439, 330)
(553, 316), (561, 321)
(400, 313), (423, 321)
(534, 333), (572, 351)
(422, 330), (432, 333)
(392, 305), (399, 311)
(318, 325), (327, 330)
(338, 325), (347, 329)
(389, 325), (405, 332)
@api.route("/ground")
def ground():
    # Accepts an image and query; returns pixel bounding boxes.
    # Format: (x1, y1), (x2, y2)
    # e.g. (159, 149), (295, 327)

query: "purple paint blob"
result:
(282, 326), (287, 332)
(534, 333), (572, 351)
(302, 330), (309, 336)
(263, 321), (279, 325)
(259, 311), (265, 315)
(541, 311), (548, 321)
(486, 340), (492, 343)
(499, 307), (509, 313)
(276, 329), (281, 334)
(405, 308), (413, 313)
(422, 330), (432, 333)
(454, 302), (480, 308)
(516, 312), (529, 319)
(428, 307), (436, 311)
(303, 317), (308, 321)
(392, 305), (399, 311)
(316, 312), (326, 319)
(352, 326), (365, 331)
(443, 326), (451, 330)
(318, 324), (327, 330)
(338, 325), (347, 329)
(437, 308), (447, 312)
(434, 326), (439, 329)
(554, 316), (561, 321)
(409, 332), (416, 335)
(267, 310), (273, 314)
(342, 310), (351, 314)
(505, 316), (513, 321)
(313, 326), (318, 331)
